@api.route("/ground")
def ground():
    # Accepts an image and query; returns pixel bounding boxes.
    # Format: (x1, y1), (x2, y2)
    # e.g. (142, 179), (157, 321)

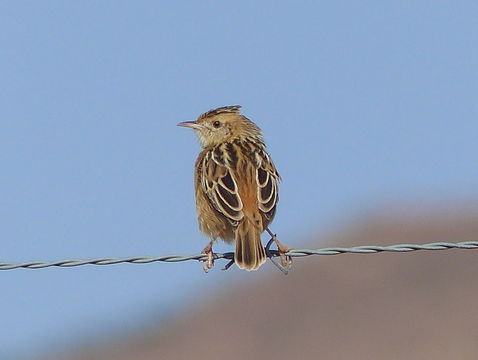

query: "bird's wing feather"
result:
(201, 150), (244, 224)
(201, 145), (279, 226)
(255, 150), (280, 222)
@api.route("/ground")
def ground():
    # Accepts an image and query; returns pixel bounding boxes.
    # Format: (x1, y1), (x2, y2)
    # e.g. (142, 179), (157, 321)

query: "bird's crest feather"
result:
(199, 105), (242, 119)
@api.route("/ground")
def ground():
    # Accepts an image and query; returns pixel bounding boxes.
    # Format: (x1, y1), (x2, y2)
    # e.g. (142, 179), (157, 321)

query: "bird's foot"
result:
(201, 242), (215, 273)
(265, 228), (293, 273)
(274, 236), (293, 268)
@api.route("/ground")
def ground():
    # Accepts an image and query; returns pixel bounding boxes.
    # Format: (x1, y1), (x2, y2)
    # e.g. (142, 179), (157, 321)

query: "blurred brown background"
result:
(48, 203), (478, 360)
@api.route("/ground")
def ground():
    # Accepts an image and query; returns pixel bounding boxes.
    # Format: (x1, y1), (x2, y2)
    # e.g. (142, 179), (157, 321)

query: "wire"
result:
(1, 240), (477, 271)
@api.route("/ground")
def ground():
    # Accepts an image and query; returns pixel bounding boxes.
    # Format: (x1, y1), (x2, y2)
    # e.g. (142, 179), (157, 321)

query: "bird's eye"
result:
(212, 120), (221, 128)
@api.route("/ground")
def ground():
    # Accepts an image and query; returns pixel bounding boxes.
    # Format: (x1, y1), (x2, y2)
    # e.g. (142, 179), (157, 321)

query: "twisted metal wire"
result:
(1, 241), (477, 271)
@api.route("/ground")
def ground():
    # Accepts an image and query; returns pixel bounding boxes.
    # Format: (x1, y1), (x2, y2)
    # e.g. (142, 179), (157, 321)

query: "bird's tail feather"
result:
(235, 216), (266, 271)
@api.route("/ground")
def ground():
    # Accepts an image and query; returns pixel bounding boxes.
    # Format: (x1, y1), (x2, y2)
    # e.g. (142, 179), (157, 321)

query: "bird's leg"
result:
(266, 228), (293, 269)
(201, 240), (215, 272)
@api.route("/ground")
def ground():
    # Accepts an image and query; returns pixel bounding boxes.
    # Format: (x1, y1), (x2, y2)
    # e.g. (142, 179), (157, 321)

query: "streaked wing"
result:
(201, 149), (244, 224)
(255, 149), (280, 222)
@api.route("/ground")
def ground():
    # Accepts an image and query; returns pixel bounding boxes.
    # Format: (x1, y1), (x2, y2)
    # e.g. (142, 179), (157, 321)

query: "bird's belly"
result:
(197, 195), (235, 243)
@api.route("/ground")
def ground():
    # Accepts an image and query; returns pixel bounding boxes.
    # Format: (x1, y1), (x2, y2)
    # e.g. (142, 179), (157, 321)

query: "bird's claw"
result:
(201, 243), (215, 273)
(275, 239), (293, 269)
(265, 229), (293, 274)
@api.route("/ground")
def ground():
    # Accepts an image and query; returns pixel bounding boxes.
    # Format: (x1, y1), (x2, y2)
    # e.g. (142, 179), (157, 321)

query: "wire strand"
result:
(1, 241), (477, 271)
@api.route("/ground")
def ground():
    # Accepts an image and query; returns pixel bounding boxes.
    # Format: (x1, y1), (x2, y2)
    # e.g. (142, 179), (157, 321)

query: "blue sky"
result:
(1, 1), (477, 358)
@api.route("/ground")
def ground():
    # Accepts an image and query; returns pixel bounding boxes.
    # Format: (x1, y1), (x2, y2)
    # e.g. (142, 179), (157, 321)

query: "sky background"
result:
(1, 1), (477, 358)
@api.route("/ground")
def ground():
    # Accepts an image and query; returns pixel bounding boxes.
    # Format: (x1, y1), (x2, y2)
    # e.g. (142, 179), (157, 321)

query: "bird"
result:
(178, 105), (290, 271)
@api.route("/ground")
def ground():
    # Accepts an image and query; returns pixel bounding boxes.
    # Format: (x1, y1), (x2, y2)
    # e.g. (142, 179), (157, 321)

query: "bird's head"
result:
(178, 105), (263, 148)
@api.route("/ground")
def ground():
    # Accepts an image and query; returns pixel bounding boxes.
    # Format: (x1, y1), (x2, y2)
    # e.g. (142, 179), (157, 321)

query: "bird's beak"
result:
(177, 121), (202, 130)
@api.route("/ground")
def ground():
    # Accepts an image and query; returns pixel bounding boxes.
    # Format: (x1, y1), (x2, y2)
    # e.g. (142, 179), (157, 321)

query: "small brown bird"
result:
(178, 105), (287, 271)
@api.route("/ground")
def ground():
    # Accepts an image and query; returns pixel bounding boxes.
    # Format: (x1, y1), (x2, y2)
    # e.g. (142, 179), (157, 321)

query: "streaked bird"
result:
(178, 105), (289, 271)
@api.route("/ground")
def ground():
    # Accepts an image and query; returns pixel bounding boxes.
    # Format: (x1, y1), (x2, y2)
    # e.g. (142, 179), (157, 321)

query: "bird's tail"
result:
(235, 215), (267, 271)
